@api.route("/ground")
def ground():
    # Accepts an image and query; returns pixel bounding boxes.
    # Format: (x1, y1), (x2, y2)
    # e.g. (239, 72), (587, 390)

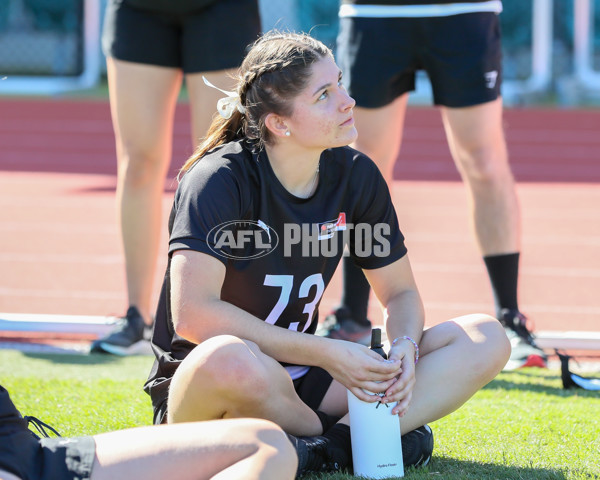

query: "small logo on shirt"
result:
(317, 212), (347, 240)
(207, 220), (279, 259)
(484, 70), (498, 89)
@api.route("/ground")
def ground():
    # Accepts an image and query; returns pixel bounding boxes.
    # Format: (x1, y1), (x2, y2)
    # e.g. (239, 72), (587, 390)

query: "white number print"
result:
(263, 274), (325, 332)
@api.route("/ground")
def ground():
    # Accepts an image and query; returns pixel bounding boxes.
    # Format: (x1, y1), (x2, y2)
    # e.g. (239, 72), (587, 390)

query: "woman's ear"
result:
(264, 113), (290, 139)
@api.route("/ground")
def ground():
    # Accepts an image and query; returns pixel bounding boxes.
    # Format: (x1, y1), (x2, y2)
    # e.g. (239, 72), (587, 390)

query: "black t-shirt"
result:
(144, 140), (407, 415)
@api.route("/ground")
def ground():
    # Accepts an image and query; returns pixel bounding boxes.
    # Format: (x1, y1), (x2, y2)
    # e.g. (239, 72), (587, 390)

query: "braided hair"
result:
(180, 31), (333, 175)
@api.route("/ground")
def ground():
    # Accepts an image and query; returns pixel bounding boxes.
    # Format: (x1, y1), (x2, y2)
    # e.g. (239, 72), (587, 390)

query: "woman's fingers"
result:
(392, 390), (413, 416)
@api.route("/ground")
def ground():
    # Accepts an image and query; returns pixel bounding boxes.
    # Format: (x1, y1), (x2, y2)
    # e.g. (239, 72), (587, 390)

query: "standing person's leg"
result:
(91, 0), (189, 355)
(91, 419), (297, 480)
(186, 70), (240, 144)
(440, 99), (518, 258)
(419, 10), (545, 369)
(111, 60), (182, 324)
(320, 96), (408, 343)
(91, 59), (182, 355)
(440, 99), (546, 367)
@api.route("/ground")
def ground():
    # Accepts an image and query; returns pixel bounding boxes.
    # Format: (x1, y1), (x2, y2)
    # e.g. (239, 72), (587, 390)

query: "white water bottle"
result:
(347, 328), (404, 478)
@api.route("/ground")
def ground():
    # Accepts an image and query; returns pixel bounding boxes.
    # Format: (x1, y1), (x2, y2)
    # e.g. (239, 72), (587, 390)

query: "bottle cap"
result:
(371, 328), (382, 349)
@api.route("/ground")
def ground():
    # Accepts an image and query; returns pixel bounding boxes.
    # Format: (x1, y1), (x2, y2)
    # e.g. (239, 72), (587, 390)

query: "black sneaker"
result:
(1, 385), (60, 440)
(402, 424), (434, 468)
(287, 433), (349, 477)
(90, 306), (152, 356)
(499, 309), (547, 370)
(316, 307), (372, 346)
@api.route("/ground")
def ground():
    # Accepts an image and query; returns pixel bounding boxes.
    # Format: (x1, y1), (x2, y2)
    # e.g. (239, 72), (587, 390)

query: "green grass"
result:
(1, 350), (598, 479)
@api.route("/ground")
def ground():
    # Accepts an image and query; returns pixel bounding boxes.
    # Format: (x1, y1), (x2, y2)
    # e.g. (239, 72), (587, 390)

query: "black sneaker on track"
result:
(287, 433), (349, 477)
(316, 307), (372, 346)
(499, 309), (547, 370)
(90, 306), (152, 356)
(402, 424), (434, 468)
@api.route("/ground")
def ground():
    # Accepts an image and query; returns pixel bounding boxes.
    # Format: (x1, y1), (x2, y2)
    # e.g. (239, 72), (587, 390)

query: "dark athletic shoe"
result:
(1, 385), (61, 440)
(499, 309), (547, 370)
(90, 306), (152, 356)
(316, 307), (371, 346)
(402, 424), (434, 468)
(287, 433), (349, 477)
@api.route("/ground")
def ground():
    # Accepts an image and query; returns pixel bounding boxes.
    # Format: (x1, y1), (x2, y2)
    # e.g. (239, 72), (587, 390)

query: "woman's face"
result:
(283, 56), (357, 151)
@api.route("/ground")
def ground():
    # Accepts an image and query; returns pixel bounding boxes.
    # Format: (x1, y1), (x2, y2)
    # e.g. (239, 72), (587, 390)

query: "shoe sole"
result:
(96, 339), (153, 356)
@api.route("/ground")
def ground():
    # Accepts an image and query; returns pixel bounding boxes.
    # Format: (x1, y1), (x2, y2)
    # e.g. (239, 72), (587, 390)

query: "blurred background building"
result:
(0, 0), (599, 105)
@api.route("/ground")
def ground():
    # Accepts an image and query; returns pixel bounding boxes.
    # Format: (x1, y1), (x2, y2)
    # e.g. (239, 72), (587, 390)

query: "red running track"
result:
(0, 98), (599, 337)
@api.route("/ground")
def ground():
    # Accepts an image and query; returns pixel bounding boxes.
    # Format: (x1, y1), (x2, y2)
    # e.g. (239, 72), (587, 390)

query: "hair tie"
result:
(391, 336), (420, 365)
(202, 76), (246, 119)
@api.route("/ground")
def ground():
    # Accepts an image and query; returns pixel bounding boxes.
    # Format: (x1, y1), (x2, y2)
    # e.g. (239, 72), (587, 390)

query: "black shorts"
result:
(336, 12), (502, 108)
(293, 366), (340, 431)
(0, 387), (96, 480)
(293, 366), (334, 412)
(102, 0), (261, 73)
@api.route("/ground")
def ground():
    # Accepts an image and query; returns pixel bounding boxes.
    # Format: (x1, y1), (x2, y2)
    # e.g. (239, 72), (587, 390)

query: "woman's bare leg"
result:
(397, 313), (510, 433)
(106, 58), (182, 325)
(91, 418), (296, 480)
(167, 335), (325, 436)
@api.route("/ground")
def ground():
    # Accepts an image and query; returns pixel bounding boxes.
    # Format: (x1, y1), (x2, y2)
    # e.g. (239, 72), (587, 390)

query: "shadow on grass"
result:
(482, 370), (599, 398)
(302, 457), (567, 479)
(420, 456), (568, 480)
(23, 352), (127, 365)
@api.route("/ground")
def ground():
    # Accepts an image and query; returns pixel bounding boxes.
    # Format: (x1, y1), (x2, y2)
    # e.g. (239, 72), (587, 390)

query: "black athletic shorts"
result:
(293, 366), (334, 412)
(102, 0), (261, 73)
(0, 386), (96, 480)
(294, 366), (339, 431)
(336, 12), (502, 108)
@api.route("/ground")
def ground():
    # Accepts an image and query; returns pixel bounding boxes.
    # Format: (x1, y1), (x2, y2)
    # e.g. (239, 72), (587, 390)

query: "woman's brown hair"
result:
(179, 31), (332, 175)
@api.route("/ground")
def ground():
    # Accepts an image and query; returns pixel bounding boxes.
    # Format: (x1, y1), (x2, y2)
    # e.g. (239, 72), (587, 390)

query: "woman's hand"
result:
(380, 338), (417, 416)
(323, 339), (403, 403)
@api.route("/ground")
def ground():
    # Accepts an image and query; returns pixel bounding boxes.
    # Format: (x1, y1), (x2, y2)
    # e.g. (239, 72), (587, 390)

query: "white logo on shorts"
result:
(484, 71), (498, 89)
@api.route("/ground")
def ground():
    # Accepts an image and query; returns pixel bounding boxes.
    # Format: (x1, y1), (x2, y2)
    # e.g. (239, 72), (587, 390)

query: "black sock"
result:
(340, 255), (371, 326)
(483, 252), (520, 318)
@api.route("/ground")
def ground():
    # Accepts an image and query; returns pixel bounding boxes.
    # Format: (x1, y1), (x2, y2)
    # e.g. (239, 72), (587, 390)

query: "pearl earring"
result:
(285, 131), (291, 137)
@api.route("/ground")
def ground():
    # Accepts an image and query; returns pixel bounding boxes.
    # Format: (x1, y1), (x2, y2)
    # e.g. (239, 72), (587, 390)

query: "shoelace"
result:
(505, 311), (537, 345)
(25, 415), (62, 438)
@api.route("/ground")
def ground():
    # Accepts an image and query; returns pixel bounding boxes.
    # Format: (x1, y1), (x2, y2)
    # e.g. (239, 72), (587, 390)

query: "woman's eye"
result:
(318, 91), (328, 101)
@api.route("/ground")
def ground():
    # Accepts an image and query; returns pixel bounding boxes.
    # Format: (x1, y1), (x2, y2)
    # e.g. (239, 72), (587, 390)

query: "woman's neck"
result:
(265, 144), (322, 198)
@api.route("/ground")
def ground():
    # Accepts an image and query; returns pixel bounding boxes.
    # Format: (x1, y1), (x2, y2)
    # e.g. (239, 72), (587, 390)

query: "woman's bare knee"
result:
(458, 313), (511, 379)
(168, 335), (270, 423)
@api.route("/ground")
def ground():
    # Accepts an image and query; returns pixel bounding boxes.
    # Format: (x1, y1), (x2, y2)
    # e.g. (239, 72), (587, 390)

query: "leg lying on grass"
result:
(0, 385), (297, 480)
